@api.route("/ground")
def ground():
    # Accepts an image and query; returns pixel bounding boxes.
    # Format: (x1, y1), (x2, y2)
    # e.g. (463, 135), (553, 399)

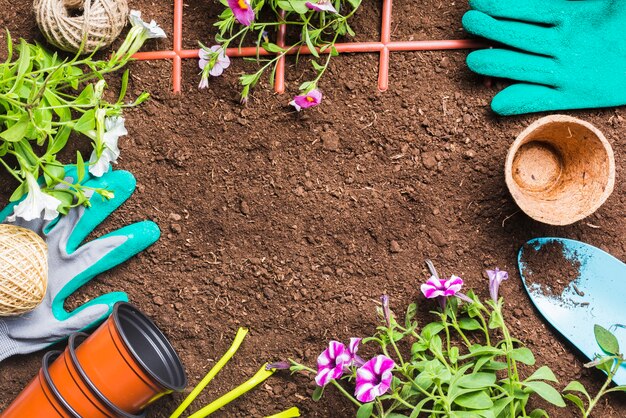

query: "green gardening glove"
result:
(463, 0), (626, 115)
(0, 167), (160, 361)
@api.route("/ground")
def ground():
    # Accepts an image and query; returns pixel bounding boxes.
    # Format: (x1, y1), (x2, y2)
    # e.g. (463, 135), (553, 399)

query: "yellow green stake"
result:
(170, 327), (249, 418)
(188, 365), (276, 418)
(264, 406), (301, 418)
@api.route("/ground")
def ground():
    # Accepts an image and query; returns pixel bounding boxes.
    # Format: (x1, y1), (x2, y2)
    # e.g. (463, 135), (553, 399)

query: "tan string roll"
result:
(0, 225), (48, 316)
(33, 0), (129, 54)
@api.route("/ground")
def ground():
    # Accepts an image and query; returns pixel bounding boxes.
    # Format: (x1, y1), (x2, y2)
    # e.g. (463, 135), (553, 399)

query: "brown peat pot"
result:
(505, 115), (615, 225)
(2, 351), (78, 418)
(75, 302), (187, 413)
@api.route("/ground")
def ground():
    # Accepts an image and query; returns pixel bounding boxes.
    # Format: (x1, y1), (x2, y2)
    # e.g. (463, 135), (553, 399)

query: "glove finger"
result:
(467, 49), (558, 86)
(491, 83), (563, 115)
(463, 10), (556, 56)
(469, 0), (567, 25)
(61, 292), (128, 332)
(53, 221), (160, 301)
(53, 170), (137, 253)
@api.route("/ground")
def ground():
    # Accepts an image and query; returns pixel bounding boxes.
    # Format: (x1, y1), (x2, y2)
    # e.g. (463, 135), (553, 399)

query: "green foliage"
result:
(201, 0), (362, 103)
(0, 30), (150, 214)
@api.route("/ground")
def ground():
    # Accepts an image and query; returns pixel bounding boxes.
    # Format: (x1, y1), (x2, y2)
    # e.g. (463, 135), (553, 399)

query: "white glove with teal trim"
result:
(0, 168), (160, 361)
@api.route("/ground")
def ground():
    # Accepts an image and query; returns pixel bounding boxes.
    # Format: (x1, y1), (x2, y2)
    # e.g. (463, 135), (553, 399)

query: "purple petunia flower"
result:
(199, 46), (231, 77)
(421, 275), (464, 299)
(355, 355), (395, 402)
(487, 268), (508, 302)
(306, 0), (338, 13)
(228, 0), (255, 26)
(315, 338), (361, 386)
(421, 274), (472, 309)
(289, 89), (322, 111)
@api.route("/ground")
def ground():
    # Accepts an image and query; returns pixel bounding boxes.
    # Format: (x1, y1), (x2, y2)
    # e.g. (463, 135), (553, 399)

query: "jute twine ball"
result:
(33, 0), (129, 54)
(0, 225), (48, 316)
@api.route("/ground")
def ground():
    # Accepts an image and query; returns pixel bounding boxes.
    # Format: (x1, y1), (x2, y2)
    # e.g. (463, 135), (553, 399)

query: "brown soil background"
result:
(0, 0), (625, 417)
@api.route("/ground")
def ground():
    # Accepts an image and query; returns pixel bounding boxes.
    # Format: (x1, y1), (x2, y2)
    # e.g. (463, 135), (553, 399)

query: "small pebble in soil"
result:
(322, 132), (340, 151)
(170, 223), (182, 234)
(168, 213), (182, 221)
(390, 240), (401, 253)
(240, 200), (250, 215)
(153, 296), (164, 306)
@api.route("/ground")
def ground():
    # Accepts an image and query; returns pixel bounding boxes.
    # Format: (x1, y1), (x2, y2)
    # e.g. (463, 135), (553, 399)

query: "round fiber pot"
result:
(2, 351), (78, 418)
(75, 302), (187, 413)
(505, 115), (615, 226)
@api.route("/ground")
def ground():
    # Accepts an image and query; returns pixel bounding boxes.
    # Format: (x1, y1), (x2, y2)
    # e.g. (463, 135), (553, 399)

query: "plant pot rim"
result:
(504, 114), (616, 226)
(69, 332), (146, 418)
(112, 302), (187, 391)
(42, 351), (81, 418)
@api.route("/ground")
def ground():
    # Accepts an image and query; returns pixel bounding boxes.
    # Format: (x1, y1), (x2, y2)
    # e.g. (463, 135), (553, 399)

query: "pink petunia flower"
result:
(306, 0), (338, 13)
(315, 338), (361, 386)
(421, 275), (464, 299)
(487, 268), (508, 303)
(289, 89), (322, 111)
(421, 275), (471, 309)
(228, 0), (255, 26)
(355, 355), (395, 403)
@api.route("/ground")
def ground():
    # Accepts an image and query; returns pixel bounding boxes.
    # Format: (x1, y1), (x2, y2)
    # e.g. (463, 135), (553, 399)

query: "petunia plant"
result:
(198, 0), (363, 110)
(273, 262), (579, 417)
(0, 12), (165, 220)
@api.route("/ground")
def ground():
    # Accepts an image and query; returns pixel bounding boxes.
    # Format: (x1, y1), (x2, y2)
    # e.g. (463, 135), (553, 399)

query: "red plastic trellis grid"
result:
(133, 0), (484, 93)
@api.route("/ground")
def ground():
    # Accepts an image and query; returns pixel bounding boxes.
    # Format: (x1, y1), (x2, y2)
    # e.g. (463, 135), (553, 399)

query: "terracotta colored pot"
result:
(75, 302), (187, 413)
(505, 115), (615, 225)
(2, 351), (78, 418)
(67, 333), (144, 418)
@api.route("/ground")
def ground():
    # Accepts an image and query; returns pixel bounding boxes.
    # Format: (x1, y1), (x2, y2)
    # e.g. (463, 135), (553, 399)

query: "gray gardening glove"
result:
(0, 168), (160, 361)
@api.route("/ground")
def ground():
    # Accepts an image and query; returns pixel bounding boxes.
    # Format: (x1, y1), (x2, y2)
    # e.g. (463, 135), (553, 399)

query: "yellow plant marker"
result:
(188, 365), (275, 418)
(170, 327), (249, 418)
(264, 406), (301, 418)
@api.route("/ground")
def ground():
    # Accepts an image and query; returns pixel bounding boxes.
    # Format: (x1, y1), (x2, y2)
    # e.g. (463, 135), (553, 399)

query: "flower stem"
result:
(330, 379), (361, 408)
(170, 327), (249, 418)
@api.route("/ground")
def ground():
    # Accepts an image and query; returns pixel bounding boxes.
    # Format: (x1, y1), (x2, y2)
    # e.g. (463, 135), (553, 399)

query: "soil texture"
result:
(0, 0), (625, 417)
(522, 241), (582, 297)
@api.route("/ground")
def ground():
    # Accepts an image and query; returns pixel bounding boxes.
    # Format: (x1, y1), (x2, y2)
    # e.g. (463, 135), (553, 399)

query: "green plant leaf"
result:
(43, 164), (65, 187)
(510, 347), (536, 365)
(563, 394), (586, 414)
(526, 366), (558, 383)
(8, 181), (27, 202)
(76, 151), (85, 183)
(453, 390), (493, 409)
(312, 385), (323, 401)
(457, 372), (496, 389)
(594, 324), (620, 355)
(262, 42), (284, 54)
(563, 380), (590, 400)
(458, 317), (481, 331)
(356, 402), (373, 418)
(421, 322), (444, 340)
(523, 381), (565, 407)
(0, 115), (29, 142)
(347, 0), (362, 9)
(73, 109), (96, 134)
(528, 409), (549, 418)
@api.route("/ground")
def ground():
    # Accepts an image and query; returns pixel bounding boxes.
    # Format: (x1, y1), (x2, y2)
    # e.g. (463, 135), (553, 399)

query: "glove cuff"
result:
(0, 320), (22, 362)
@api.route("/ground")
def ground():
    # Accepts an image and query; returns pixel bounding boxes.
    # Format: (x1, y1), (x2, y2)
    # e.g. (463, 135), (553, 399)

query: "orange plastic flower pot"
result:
(67, 333), (145, 418)
(1, 351), (78, 418)
(75, 302), (187, 413)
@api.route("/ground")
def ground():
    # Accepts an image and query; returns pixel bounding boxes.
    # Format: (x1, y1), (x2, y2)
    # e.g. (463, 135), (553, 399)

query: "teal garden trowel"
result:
(518, 238), (626, 385)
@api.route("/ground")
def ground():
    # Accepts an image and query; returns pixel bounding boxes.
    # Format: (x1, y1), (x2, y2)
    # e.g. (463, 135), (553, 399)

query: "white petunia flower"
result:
(8, 173), (62, 222)
(89, 116), (127, 177)
(129, 10), (167, 39)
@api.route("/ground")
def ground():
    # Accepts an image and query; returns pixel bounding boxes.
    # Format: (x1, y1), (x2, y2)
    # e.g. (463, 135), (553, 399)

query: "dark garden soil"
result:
(0, 1), (625, 417)
(522, 241), (582, 298)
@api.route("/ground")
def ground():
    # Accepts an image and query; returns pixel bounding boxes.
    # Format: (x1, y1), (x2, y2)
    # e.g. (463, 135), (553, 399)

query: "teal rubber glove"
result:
(463, 0), (626, 115)
(0, 168), (160, 361)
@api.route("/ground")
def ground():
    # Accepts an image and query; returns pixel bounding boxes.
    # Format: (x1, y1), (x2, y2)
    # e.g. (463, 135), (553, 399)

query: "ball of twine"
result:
(0, 225), (48, 316)
(33, 0), (129, 54)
